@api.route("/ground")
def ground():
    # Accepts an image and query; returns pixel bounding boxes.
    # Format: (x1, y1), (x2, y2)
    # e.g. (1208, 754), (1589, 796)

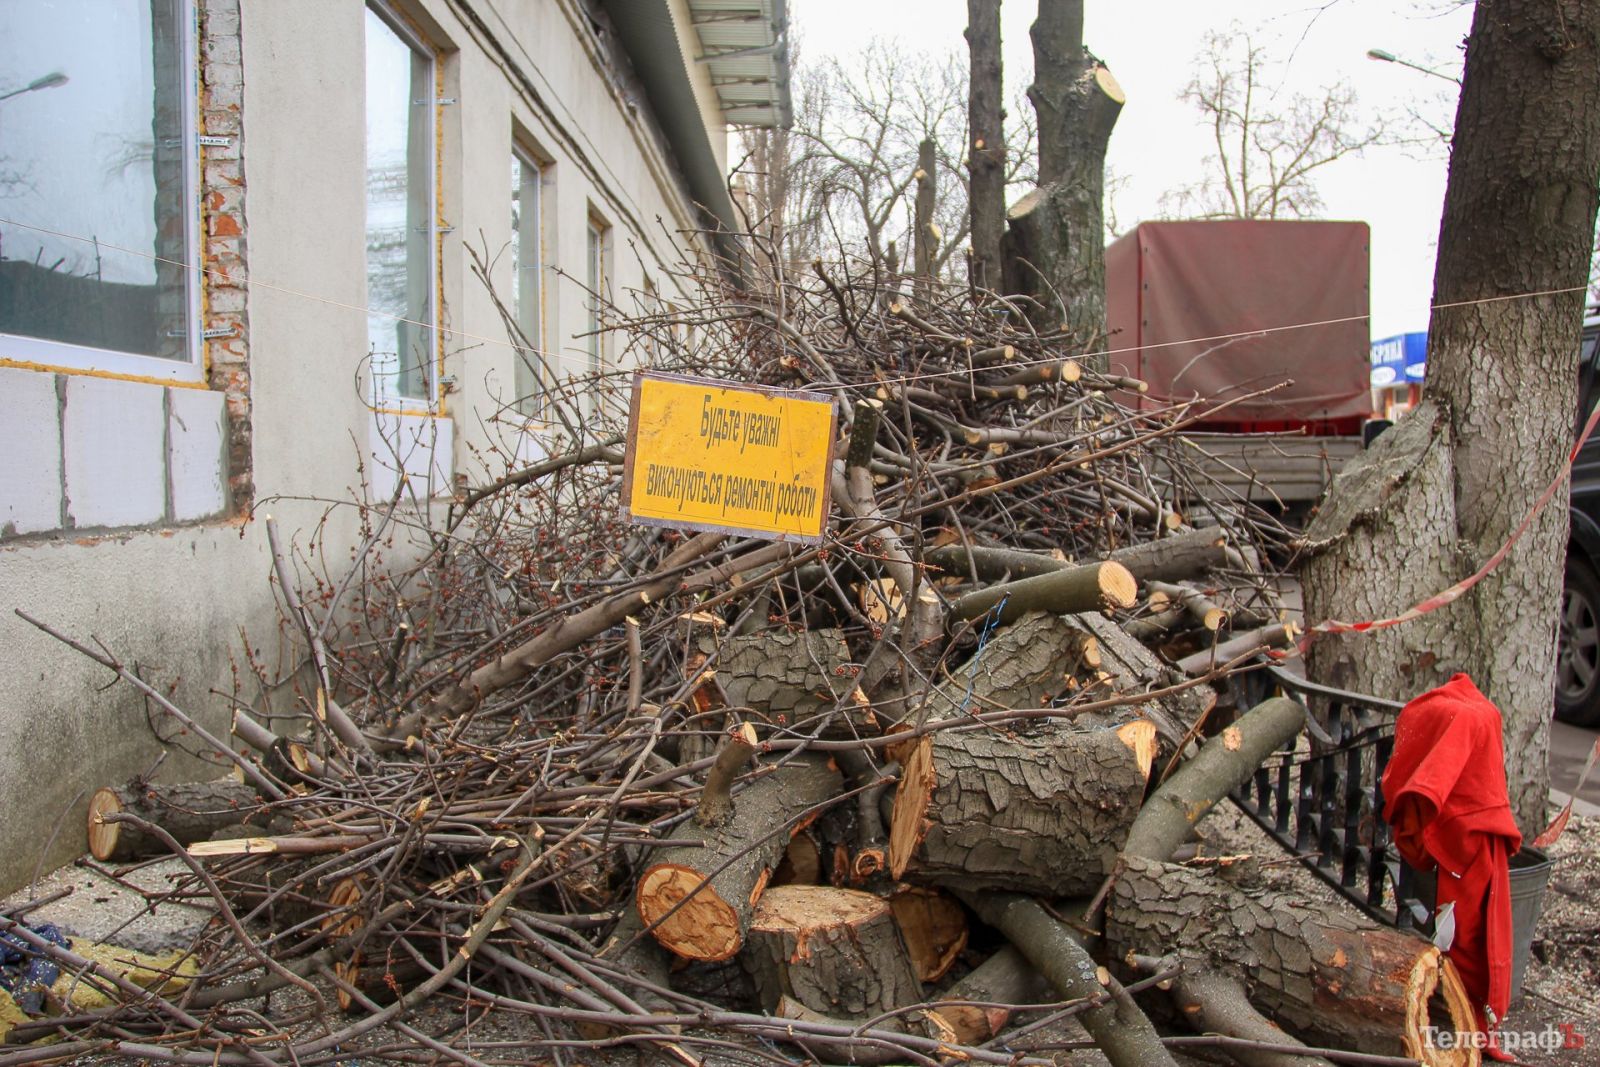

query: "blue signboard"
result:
(1370, 332), (1426, 387)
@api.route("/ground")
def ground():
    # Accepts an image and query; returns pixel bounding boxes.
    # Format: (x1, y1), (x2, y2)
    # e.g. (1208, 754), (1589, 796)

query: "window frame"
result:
(364, 0), (441, 410)
(0, 0), (203, 385)
(585, 212), (611, 379)
(511, 142), (548, 418)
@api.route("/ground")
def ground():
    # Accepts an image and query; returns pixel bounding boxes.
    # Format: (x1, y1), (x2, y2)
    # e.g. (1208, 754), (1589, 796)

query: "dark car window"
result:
(1579, 330), (1600, 441)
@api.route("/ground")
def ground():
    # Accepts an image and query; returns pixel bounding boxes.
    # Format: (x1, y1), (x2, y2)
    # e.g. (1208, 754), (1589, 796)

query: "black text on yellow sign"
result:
(621, 372), (836, 543)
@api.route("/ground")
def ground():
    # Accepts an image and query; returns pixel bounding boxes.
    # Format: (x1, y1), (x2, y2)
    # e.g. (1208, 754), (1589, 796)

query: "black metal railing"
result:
(1226, 663), (1429, 929)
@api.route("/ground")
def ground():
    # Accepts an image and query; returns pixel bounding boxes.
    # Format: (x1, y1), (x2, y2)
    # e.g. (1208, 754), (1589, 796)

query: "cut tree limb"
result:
(1167, 970), (1333, 1067)
(636, 757), (841, 962)
(927, 526), (1230, 585)
(1107, 856), (1478, 1067)
(957, 888), (1179, 1067)
(1174, 623), (1297, 676)
(88, 780), (272, 862)
(1121, 696), (1304, 863)
(950, 559), (1137, 626)
(888, 718), (1154, 894)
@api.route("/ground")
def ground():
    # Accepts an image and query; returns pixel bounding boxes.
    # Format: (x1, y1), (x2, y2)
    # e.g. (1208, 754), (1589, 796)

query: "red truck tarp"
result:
(1104, 220), (1372, 429)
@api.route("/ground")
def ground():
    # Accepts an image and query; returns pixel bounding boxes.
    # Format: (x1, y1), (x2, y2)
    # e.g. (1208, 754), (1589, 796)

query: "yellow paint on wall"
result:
(622, 372), (836, 543)
(0, 358), (211, 391)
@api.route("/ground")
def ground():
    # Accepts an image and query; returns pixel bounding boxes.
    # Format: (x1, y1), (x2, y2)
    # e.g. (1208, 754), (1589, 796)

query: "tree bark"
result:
(913, 138), (937, 304)
(87, 780), (271, 862)
(1300, 0), (1600, 837)
(1003, 0), (1123, 356)
(743, 885), (924, 1020)
(887, 719), (1154, 894)
(699, 629), (860, 733)
(926, 526), (1231, 585)
(635, 757), (841, 962)
(1106, 856), (1479, 1065)
(949, 559), (1136, 626)
(965, 0), (1005, 291)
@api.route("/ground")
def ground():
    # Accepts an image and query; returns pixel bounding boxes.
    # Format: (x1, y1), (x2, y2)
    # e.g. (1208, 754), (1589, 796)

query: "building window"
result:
(365, 3), (436, 404)
(585, 214), (611, 378)
(511, 146), (546, 416)
(0, 0), (200, 381)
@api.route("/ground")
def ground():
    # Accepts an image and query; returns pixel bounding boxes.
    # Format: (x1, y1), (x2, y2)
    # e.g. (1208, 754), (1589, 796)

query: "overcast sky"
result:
(793, 0), (1475, 340)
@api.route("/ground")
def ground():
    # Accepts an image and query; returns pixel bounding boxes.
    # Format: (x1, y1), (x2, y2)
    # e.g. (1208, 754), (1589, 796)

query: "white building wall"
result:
(0, 0), (728, 891)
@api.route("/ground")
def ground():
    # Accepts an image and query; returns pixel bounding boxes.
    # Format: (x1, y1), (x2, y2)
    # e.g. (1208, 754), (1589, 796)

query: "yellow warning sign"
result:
(621, 372), (837, 543)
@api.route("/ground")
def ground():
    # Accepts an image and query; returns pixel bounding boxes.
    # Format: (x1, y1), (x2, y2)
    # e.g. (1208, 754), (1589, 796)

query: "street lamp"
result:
(1365, 48), (1461, 86)
(0, 71), (69, 104)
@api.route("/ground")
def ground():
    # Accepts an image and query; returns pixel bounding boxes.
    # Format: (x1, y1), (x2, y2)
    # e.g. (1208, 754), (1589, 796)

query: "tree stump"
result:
(636, 757), (841, 961)
(742, 885), (923, 1020)
(87, 779), (269, 862)
(888, 719), (1155, 895)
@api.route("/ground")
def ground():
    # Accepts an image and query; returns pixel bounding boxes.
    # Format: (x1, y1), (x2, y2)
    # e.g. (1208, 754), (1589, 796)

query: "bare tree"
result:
(737, 38), (1036, 285)
(966, 0), (1005, 290)
(1161, 30), (1385, 220)
(1000, 0), (1123, 362)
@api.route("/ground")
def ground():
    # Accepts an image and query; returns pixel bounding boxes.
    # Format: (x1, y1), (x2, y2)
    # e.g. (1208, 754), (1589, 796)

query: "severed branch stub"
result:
(696, 721), (758, 829)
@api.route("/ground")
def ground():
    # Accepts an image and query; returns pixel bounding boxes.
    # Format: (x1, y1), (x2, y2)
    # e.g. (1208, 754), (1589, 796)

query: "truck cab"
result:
(1557, 316), (1600, 725)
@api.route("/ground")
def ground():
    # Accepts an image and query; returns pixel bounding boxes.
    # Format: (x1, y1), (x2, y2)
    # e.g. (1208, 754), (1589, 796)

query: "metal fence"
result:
(1226, 662), (1432, 930)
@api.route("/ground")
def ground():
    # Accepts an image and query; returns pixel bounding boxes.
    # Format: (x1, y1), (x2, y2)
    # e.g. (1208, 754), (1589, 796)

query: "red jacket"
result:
(1382, 673), (1522, 1036)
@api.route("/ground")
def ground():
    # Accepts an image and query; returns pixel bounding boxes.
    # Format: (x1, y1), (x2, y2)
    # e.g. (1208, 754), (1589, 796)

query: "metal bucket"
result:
(1506, 847), (1554, 1004)
(1412, 846), (1553, 1005)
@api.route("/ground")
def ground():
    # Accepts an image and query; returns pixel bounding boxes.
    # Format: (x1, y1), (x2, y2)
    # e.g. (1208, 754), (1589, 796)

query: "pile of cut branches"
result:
(4, 262), (1478, 1067)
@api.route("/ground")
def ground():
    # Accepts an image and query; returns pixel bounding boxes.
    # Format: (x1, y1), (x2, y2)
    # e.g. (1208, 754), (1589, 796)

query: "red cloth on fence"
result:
(1382, 673), (1521, 1046)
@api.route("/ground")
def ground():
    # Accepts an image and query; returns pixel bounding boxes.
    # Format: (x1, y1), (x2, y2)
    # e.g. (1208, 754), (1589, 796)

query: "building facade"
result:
(0, 0), (788, 891)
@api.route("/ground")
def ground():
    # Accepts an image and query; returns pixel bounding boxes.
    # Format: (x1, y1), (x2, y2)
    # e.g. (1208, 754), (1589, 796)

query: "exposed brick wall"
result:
(199, 0), (253, 514)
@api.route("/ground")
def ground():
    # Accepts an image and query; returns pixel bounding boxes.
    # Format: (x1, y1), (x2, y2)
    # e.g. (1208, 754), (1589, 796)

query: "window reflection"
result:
(511, 149), (543, 415)
(365, 6), (434, 403)
(0, 0), (193, 363)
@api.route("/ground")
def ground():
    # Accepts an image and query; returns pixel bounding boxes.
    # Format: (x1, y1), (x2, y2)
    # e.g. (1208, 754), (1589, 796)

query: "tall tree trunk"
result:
(914, 138), (938, 305)
(1300, 0), (1600, 838)
(1002, 0), (1122, 364)
(965, 0), (1005, 292)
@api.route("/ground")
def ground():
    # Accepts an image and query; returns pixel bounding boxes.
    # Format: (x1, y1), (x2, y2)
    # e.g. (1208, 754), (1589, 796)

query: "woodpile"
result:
(4, 261), (1479, 1067)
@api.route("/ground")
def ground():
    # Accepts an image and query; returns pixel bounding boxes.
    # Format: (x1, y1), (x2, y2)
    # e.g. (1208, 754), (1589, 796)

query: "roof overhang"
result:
(685, 0), (792, 130)
(600, 0), (791, 276)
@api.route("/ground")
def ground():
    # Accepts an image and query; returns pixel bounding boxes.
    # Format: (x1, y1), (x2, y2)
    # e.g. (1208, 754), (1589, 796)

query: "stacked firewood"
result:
(4, 264), (1479, 1067)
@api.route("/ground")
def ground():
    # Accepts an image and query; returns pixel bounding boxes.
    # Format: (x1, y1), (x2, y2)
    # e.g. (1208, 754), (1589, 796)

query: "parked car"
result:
(1557, 317), (1600, 725)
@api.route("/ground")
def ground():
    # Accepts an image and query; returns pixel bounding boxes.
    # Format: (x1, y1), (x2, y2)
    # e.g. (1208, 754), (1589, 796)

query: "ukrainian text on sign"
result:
(621, 372), (836, 542)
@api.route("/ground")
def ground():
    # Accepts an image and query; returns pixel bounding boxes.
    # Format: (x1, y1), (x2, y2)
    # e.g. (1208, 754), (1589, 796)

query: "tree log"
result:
(905, 610), (1088, 727)
(742, 885), (923, 1020)
(887, 719), (1155, 894)
(931, 945), (1053, 1045)
(1147, 580), (1227, 632)
(87, 779), (270, 862)
(950, 559), (1136, 626)
(1107, 856), (1479, 1066)
(927, 527), (1231, 585)
(698, 629), (861, 733)
(636, 757), (841, 962)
